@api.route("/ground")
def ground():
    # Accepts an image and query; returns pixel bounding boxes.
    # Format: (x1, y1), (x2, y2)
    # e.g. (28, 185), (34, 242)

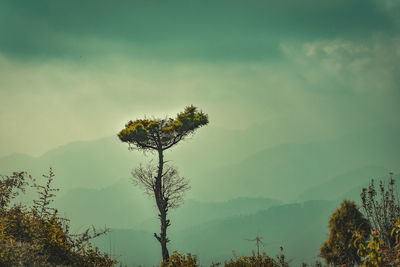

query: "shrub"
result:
(360, 173), (400, 248)
(161, 251), (199, 267)
(0, 169), (117, 266)
(320, 200), (371, 266)
(224, 249), (287, 267)
(354, 217), (400, 266)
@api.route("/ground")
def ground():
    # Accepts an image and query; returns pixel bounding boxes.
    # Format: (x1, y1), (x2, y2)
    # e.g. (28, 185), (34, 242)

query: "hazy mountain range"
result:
(93, 199), (339, 266)
(0, 125), (398, 265)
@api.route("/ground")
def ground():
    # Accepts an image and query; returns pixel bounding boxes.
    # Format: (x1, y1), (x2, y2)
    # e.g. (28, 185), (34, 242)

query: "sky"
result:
(1, 0), (400, 157)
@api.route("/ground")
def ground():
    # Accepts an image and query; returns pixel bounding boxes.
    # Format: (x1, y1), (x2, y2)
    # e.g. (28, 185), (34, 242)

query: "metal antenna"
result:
(244, 235), (264, 257)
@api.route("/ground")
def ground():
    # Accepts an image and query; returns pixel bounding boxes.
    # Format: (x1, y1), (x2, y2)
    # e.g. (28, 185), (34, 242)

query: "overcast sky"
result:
(1, 0), (399, 157)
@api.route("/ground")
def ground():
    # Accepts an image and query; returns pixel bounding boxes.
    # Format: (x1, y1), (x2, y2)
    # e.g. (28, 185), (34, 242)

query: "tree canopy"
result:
(118, 105), (209, 151)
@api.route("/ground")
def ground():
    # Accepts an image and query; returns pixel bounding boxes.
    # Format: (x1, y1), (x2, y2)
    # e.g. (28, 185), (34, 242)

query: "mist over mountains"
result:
(1, 0), (399, 265)
(0, 124), (398, 200)
(93, 200), (339, 266)
(0, 124), (398, 265)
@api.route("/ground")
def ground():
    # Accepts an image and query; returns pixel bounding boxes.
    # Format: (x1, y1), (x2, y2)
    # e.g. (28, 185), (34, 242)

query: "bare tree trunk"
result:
(159, 207), (170, 260)
(153, 147), (170, 261)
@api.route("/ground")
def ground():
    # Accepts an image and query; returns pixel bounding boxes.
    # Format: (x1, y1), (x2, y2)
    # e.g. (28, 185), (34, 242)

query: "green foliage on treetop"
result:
(118, 105), (208, 150)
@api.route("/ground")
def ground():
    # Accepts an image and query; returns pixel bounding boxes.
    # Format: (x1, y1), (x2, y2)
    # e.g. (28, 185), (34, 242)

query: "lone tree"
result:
(320, 200), (371, 267)
(118, 105), (208, 261)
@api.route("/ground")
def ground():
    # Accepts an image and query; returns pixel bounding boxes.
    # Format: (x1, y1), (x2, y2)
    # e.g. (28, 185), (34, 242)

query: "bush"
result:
(224, 249), (288, 267)
(161, 251), (199, 267)
(360, 173), (400, 248)
(160, 249), (289, 267)
(320, 200), (371, 266)
(0, 169), (117, 266)
(354, 217), (400, 266)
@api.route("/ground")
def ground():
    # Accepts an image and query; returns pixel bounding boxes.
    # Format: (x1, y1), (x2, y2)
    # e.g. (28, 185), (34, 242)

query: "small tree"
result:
(360, 172), (400, 248)
(118, 105), (208, 261)
(320, 200), (371, 266)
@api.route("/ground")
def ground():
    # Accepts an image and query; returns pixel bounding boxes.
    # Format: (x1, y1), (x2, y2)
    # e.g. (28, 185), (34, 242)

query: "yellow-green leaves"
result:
(353, 219), (400, 266)
(118, 119), (160, 145)
(175, 105), (208, 133)
(0, 170), (117, 266)
(391, 217), (400, 244)
(118, 106), (208, 150)
(161, 106), (208, 134)
(161, 251), (199, 267)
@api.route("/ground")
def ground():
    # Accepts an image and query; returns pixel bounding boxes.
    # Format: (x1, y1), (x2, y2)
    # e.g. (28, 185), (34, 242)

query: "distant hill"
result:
(54, 178), (282, 232)
(0, 125), (259, 196)
(1, 125), (398, 203)
(94, 200), (339, 266)
(296, 165), (390, 201)
(189, 126), (400, 202)
(94, 228), (160, 267)
(1, 124), (398, 266)
(297, 168), (400, 204)
(0, 136), (140, 193)
(137, 197), (283, 232)
(339, 172), (400, 204)
(53, 178), (155, 231)
(172, 200), (339, 266)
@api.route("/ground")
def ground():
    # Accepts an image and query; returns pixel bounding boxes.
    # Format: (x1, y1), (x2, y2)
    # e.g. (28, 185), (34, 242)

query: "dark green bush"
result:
(320, 200), (371, 266)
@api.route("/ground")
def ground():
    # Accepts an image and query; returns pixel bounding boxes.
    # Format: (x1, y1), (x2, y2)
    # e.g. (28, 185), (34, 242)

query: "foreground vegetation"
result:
(161, 249), (291, 267)
(1, 168), (400, 266)
(0, 169), (116, 266)
(158, 173), (400, 267)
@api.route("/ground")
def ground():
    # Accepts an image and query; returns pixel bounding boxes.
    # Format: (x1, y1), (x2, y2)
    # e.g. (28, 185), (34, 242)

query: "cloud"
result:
(282, 36), (400, 95)
(0, 0), (399, 157)
(2, 35), (398, 158)
(0, 53), (281, 156)
(0, 0), (397, 62)
(277, 35), (400, 135)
